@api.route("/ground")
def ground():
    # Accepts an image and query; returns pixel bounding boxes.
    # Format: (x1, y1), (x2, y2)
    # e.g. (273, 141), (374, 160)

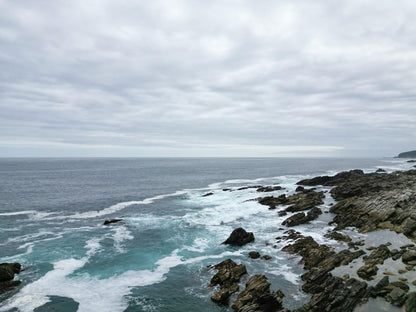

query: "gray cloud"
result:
(0, 0), (415, 157)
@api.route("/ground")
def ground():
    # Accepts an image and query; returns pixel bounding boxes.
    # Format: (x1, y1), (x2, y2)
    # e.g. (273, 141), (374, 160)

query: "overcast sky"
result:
(0, 0), (415, 157)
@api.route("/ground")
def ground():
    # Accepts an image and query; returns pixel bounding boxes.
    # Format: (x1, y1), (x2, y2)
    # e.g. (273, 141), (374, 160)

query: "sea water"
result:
(0, 157), (413, 312)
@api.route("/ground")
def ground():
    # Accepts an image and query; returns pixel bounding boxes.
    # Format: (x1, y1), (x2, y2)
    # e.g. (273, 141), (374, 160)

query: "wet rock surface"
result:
(209, 259), (247, 304)
(0, 263), (22, 296)
(223, 228), (255, 246)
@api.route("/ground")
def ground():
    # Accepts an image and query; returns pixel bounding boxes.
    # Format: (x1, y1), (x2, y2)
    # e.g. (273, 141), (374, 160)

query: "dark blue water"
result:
(0, 157), (411, 312)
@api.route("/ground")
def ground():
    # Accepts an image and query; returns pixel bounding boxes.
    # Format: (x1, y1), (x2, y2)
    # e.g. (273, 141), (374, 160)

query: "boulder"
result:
(406, 292), (416, 312)
(248, 251), (260, 259)
(223, 228), (254, 246)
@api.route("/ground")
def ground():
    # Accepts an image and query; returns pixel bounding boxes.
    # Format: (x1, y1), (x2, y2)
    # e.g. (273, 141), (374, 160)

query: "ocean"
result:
(0, 157), (413, 312)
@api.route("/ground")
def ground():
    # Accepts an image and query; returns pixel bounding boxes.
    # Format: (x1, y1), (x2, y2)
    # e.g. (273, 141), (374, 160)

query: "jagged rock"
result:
(363, 244), (390, 264)
(296, 274), (368, 312)
(0, 263), (21, 282)
(297, 169), (364, 186)
(282, 207), (322, 227)
(282, 236), (334, 270)
(231, 275), (284, 312)
(0, 263), (22, 295)
(103, 219), (123, 225)
(403, 251), (416, 263)
(376, 168), (387, 173)
(285, 191), (325, 212)
(223, 228), (254, 246)
(357, 264), (378, 280)
(237, 185), (262, 191)
(324, 231), (352, 242)
(387, 287), (408, 307)
(256, 186), (283, 192)
(210, 259), (247, 305)
(258, 195), (287, 209)
(248, 251), (260, 259)
(406, 292), (416, 312)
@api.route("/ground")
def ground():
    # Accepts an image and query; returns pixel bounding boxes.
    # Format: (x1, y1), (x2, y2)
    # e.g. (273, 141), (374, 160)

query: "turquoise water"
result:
(0, 157), (412, 312)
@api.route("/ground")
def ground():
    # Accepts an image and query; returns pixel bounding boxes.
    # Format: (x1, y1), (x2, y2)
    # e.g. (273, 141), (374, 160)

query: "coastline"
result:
(208, 167), (416, 312)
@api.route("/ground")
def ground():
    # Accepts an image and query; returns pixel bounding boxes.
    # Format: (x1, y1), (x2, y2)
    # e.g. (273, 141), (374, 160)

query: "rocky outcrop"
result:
(231, 274), (284, 312)
(282, 207), (322, 227)
(256, 186), (283, 192)
(328, 170), (416, 237)
(210, 259), (247, 304)
(0, 262), (22, 295)
(223, 228), (255, 246)
(258, 190), (324, 212)
(297, 169), (364, 186)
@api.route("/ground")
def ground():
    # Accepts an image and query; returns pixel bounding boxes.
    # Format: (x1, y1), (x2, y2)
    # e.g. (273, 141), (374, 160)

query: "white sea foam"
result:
(268, 264), (301, 285)
(0, 249), (240, 312)
(112, 226), (134, 253)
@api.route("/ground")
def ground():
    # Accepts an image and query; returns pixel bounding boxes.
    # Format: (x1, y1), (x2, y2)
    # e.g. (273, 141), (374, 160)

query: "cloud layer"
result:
(1, 0), (415, 157)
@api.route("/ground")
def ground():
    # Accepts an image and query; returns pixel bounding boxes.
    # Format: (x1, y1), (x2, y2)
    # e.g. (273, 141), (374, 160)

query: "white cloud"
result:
(0, 0), (415, 156)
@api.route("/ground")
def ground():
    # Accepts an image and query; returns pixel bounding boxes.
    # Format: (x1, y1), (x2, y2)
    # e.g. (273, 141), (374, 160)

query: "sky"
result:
(0, 0), (415, 157)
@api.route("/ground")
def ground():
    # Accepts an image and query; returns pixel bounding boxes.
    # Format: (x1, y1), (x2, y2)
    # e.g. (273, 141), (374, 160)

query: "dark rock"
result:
(0, 263), (22, 295)
(257, 186), (283, 192)
(223, 228), (254, 246)
(237, 185), (262, 191)
(376, 168), (387, 173)
(357, 263), (378, 280)
(324, 231), (352, 242)
(282, 236), (334, 270)
(282, 212), (308, 227)
(210, 259), (247, 305)
(248, 251), (260, 259)
(231, 275), (284, 312)
(258, 195), (287, 209)
(261, 255), (272, 260)
(297, 169), (364, 186)
(202, 192), (214, 197)
(282, 208), (322, 227)
(277, 210), (287, 217)
(103, 219), (123, 225)
(406, 292), (416, 312)
(363, 244), (390, 265)
(387, 287), (408, 307)
(296, 274), (368, 312)
(285, 191), (325, 212)
(408, 160), (416, 163)
(403, 250), (416, 263)
(0, 263), (21, 282)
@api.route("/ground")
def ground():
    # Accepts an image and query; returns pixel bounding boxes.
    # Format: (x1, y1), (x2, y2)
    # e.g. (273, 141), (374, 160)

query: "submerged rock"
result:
(202, 192), (214, 197)
(103, 219), (123, 225)
(248, 251), (260, 259)
(223, 228), (255, 246)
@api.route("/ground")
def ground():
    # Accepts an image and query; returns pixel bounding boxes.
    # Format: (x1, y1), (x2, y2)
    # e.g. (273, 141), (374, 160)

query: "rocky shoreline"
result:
(209, 168), (416, 312)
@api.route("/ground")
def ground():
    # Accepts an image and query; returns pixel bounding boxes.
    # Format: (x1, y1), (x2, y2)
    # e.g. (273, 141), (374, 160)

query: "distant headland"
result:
(396, 150), (416, 158)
